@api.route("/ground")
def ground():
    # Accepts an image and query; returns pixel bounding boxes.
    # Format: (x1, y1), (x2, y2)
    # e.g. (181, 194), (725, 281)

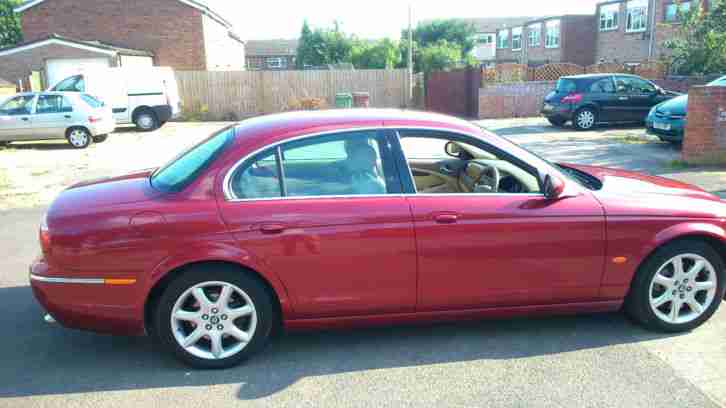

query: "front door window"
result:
(0, 95), (35, 116)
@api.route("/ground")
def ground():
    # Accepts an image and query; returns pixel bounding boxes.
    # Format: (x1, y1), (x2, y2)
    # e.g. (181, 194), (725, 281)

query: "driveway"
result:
(1, 119), (726, 407)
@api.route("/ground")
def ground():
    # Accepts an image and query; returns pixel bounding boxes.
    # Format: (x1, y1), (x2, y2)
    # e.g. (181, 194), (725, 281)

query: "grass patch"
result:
(664, 159), (692, 170)
(611, 133), (651, 144)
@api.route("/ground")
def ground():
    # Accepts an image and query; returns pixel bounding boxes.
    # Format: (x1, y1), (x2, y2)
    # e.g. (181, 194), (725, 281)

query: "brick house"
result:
(495, 15), (597, 66)
(0, 0), (244, 86)
(245, 39), (298, 71)
(595, 0), (713, 63)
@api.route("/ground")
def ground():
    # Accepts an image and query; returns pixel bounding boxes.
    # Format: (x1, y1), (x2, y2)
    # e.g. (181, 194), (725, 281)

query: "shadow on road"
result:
(485, 123), (645, 138)
(0, 285), (684, 400)
(1, 142), (78, 151)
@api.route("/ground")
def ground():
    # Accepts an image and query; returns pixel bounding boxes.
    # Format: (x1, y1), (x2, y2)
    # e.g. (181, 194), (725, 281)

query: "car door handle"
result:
(259, 223), (286, 234)
(434, 213), (459, 224)
(64, 115), (71, 119)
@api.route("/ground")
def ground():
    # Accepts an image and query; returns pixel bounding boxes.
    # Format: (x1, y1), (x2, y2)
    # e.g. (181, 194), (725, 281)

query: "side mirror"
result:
(542, 174), (565, 200)
(445, 141), (462, 158)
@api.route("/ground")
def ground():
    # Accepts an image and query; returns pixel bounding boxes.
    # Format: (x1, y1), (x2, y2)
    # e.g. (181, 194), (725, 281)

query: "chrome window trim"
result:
(30, 274), (104, 284)
(222, 125), (566, 203)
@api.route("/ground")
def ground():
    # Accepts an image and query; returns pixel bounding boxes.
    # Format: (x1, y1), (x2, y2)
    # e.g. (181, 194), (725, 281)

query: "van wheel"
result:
(134, 109), (159, 131)
(573, 108), (597, 131)
(93, 135), (108, 143)
(66, 128), (93, 149)
(154, 264), (275, 369)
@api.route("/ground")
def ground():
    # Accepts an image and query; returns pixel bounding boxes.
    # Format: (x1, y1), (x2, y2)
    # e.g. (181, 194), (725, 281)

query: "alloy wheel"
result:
(170, 281), (258, 360)
(576, 110), (595, 129)
(649, 254), (718, 325)
(68, 129), (89, 147)
(137, 113), (156, 130)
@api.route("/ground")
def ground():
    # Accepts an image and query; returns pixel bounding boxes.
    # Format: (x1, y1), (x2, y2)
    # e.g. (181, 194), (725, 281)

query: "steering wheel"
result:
(473, 164), (500, 193)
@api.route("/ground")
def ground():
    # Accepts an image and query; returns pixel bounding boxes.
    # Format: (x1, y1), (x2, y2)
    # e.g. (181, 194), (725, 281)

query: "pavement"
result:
(1, 119), (726, 407)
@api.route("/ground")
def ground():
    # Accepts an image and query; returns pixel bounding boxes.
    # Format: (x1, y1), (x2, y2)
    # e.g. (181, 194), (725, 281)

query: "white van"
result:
(49, 67), (181, 131)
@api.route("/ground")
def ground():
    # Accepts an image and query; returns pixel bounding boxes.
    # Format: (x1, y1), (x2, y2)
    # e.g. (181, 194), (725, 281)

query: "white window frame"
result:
(266, 57), (286, 69)
(625, 0), (649, 33)
(476, 33), (493, 44)
(545, 20), (560, 49)
(527, 23), (542, 47)
(511, 27), (523, 51)
(599, 3), (620, 31)
(497, 30), (509, 49)
(665, 1), (691, 23)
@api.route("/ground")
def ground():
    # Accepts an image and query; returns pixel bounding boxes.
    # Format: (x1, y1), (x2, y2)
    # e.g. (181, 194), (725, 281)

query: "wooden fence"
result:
(482, 61), (669, 85)
(175, 69), (410, 120)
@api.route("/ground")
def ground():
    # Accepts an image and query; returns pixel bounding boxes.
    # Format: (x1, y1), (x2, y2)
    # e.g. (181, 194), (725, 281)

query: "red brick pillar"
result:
(683, 86), (726, 163)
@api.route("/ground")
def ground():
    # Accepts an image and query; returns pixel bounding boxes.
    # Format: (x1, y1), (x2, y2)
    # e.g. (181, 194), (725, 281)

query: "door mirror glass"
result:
(542, 173), (565, 200)
(444, 141), (462, 158)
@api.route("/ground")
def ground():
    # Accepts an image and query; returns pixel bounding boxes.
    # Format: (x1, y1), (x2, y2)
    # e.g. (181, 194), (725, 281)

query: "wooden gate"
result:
(425, 68), (481, 119)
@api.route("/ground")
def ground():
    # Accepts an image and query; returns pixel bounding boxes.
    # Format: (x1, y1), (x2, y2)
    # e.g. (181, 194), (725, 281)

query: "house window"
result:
(545, 20), (560, 48)
(497, 30), (509, 49)
(266, 57), (286, 69)
(600, 3), (619, 31)
(511, 27), (522, 51)
(626, 0), (648, 32)
(528, 23), (541, 47)
(665, 1), (691, 22)
(476, 33), (494, 44)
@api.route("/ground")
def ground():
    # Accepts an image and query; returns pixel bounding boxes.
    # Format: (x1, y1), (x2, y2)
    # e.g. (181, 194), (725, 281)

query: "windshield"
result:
(150, 126), (235, 192)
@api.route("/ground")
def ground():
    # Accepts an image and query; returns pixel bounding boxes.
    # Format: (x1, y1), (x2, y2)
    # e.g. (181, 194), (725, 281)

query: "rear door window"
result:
(35, 95), (73, 114)
(589, 78), (616, 93)
(556, 79), (577, 94)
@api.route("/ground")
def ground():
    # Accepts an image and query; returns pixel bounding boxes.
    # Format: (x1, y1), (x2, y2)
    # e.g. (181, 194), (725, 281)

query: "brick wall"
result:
(21, 0), (207, 70)
(479, 81), (555, 119)
(525, 21), (562, 64)
(682, 86), (726, 163)
(595, 1), (652, 62)
(562, 16), (597, 66)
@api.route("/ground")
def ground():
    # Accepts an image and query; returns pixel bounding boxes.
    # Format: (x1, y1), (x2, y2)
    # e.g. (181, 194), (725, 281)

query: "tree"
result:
(666, 0), (726, 75)
(0, 0), (22, 48)
(295, 21), (354, 68)
(417, 40), (468, 74)
(351, 39), (401, 69)
(402, 19), (476, 58)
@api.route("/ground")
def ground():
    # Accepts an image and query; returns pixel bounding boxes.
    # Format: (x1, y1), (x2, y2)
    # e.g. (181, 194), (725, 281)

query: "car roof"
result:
(561, 73), (645, 81)
(231, 109), (485, 145)
(13, 91), (81, 97)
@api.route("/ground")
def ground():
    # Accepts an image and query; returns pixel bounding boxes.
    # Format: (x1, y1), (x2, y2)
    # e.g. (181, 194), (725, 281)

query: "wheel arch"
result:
(131, 105), (155, 121)
(143, 259), (288, 336)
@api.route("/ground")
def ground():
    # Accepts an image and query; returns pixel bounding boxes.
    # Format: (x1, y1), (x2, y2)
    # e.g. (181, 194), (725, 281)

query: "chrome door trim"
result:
(30, 273), (104, 285)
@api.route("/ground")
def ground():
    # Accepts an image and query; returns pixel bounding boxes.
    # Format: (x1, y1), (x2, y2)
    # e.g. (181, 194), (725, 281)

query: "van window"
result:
(52, 75), (85, 92)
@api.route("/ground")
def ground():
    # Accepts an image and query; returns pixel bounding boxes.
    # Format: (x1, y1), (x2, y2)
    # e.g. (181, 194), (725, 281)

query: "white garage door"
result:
(119, 55), (153, 68)
(45, 58), (110, 89)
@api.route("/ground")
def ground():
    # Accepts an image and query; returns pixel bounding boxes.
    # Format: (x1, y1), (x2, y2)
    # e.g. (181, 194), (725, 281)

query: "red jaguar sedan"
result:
(30, 110), (725, 368)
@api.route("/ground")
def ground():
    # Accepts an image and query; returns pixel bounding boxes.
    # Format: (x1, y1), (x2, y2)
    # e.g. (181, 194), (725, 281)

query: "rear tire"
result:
(573, 107), (597, 131)
(625, 240), (725, 333)
(93, 135), (108, 143)
(154, 264), (275, 369)
(547, 117), (567, 127)
(133, 109), (159, 132)
(66, 127), (92, 149)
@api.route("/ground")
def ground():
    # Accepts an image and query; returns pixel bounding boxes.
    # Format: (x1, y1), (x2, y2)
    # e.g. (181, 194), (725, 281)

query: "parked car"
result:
(646, 75), (726, 143)
(49, 67), (181, 131)
(0, 92), (115, 148)
(31, 110), (726, 368)
(542, 74), (679, 130)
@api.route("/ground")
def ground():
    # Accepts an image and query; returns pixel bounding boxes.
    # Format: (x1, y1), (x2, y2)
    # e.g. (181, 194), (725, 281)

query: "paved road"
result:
(1, 121), (726, 407)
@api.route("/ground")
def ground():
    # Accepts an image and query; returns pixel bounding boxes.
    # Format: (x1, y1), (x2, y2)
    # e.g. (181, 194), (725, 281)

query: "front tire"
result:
(573, 108), (597, 131)
(134, 109), (159, 132)
(66, 127), (92, 149)
(154, 265), (275, 369)
(93, 135), (108, 143)
(625, 240), (725, 333)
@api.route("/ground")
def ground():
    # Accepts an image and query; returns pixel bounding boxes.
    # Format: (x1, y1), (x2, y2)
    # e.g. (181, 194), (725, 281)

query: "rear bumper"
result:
(88, 119), (116, 136)
(29, 256), (145, 336)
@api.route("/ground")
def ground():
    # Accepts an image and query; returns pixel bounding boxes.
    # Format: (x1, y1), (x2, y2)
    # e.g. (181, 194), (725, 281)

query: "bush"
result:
(286, 96), (327, 111)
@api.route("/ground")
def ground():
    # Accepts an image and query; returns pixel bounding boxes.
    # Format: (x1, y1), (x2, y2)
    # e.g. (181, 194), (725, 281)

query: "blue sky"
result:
(213, 0), (603, 40)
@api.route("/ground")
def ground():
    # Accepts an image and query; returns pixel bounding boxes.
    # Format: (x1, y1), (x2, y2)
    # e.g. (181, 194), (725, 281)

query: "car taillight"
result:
(561, 93), (583, 104)
(88, 115), (102, 123)
(39, 213), (51, 256)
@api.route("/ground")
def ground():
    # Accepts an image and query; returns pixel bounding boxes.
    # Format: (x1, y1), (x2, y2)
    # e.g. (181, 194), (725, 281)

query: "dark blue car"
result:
(646, 75), (726, 143)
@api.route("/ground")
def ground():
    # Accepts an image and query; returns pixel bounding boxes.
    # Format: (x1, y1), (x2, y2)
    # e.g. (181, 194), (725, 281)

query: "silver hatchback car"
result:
(0, 92), (115, 149)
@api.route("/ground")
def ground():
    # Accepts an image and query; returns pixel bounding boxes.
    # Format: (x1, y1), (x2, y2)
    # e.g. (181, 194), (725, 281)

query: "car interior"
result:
(399, 135), (541, 195)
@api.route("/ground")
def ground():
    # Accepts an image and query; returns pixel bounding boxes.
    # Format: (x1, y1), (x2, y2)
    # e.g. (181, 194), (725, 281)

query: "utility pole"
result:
(408, 4), (414, 106)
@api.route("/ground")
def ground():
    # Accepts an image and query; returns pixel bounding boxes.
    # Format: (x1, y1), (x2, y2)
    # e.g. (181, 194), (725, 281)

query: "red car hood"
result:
(560, 163), (726, 217)
(50, 169), (162, 215)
